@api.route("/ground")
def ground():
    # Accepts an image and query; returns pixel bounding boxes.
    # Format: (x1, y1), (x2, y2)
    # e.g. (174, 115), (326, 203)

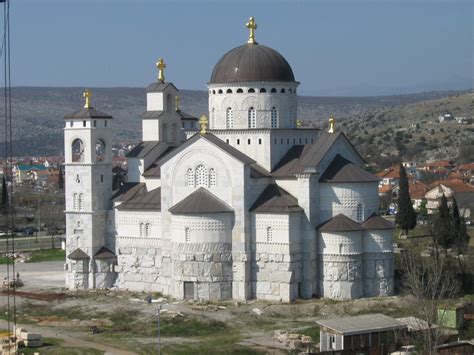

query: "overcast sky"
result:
(8, 0), (474, 96)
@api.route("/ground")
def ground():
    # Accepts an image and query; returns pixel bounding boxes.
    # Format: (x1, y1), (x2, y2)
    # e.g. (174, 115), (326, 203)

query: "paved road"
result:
(0, 260), (64, 290)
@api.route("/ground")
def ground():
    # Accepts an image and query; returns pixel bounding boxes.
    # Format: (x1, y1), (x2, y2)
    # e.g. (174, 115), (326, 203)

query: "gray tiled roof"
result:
(64, 107), (112, 120)
(111, 182), (146, 202)
(272, 132), (365, 177)
(250, 184), (303, 213)
(146, 81), (178, 93)
(317, 314), (405, 335)
(140, 110), (165, 119)
(169, 187), (234, 214)
(319, 214), (365, 232)
(177, 110), (198, 121)
(361, 213), (395, 230)
(158, 133), (255, 167)
(319, 154), (380, 183)
(67, 248), (90, 260)
(116, 187), (161, 211)
(126, 141), (177, 159)
(94, 247), (116, 259)
(250, 164), (271, 178)
(142, 146), (178, 177)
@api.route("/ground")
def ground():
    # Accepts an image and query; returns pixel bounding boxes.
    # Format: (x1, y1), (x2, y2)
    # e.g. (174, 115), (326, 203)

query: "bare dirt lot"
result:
(0, 261), (413, 354)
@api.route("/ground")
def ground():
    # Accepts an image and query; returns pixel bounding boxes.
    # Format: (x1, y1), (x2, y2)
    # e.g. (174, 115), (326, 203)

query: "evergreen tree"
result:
(1, 176), (7, 214)
(395, 163), (417, 235)
(434, 194), (453, 249)
(58, 166), (64, 190)
(452, 197), (469, 255)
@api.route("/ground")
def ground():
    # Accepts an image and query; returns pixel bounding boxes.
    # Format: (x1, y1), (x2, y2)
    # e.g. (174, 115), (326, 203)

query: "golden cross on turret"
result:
(175, 95), (180, 111)
(156, 58), (166, 83)
(83, 89), (92, 109)
(199, 115), (208, 134)
(328, 115), (336, 134)
(246, 17), (258, 44)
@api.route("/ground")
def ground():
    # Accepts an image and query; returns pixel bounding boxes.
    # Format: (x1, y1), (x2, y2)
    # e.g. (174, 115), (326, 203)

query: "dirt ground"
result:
(0, 261), (412, 354)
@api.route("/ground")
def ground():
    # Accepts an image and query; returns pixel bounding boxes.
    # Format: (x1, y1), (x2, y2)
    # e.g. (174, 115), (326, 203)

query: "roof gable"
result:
(169, 187), (233, 214)
(94, 247), (116, 259)
(145, 81), (178, 93)
(64, 107), (112, 120)
(68, 248), (90, 260)
(319, 154), (379, 183)
(250, 184), (303, 213)
(158, 132), (255, 167)
(319, 214), (365, 232)
(112, 182), (146, 203)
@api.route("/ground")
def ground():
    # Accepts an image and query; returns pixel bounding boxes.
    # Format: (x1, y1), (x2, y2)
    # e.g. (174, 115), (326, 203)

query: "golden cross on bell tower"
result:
(328, 115), (336, 134)
(83, 89), (92, 109)
(156, 58), (166, 83)
(246, 17), (258, 44)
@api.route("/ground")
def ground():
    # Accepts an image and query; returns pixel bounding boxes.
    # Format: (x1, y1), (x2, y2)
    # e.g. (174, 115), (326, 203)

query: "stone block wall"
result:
(319, 254), (364, 299)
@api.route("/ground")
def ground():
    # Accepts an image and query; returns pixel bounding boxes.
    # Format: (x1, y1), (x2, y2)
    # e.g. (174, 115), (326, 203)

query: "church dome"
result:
(210, 43), (295, 84)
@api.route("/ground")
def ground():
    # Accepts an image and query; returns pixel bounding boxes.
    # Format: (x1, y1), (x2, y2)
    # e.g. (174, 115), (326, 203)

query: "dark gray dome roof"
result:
(210, 44), (295, 84)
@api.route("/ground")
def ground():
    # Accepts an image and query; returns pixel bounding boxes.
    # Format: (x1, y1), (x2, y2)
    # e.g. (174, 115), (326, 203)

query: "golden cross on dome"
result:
(328, 115), (336, 134)
(199, 115), (208, 134)
(246, 17), (257, 44)
(156, 58), (166, 83)
(83, 89), (92, 109)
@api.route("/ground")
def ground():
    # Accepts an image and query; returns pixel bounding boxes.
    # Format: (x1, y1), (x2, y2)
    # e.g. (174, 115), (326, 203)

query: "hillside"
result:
(0, 87), (471, 166)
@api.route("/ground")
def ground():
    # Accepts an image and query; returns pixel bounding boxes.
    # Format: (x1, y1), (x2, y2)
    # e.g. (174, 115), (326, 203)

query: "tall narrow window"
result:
(271, 107), (278, 128)
(266, 227), (273, 243)
(209, 168), (216, 187)
(226, 107), (234, 129)
(356, 203), (363, 222)
(186, 168), (194, 187)
(248, 107), (256, 128)
(71, 139), (84, 162)
(78, 193), (84, 211)
(145, 223), (151, 237)
(139, 223), (145, 237)
(73, 193), (79, 211)
(185, 227), (191, 242)
(195, 164), (208, 187)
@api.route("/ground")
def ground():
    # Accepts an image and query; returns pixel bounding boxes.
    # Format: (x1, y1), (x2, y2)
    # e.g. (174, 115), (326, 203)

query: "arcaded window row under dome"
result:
(209, 87), (296, 95)
(217, 107), (280, 129)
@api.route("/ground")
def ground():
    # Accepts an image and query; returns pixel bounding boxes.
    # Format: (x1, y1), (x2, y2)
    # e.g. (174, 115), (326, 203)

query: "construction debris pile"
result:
(273, 329), (313, 350)
(16, 328), (43, 348)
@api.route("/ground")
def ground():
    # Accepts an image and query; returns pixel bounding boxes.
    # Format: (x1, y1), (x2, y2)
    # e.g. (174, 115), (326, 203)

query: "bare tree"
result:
(401, 252), (460, 354)
(40, 203), (65, 248)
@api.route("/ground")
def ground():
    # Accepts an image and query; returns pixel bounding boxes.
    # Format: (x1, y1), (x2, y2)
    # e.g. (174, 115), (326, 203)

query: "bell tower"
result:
(63, 90), (116, 289)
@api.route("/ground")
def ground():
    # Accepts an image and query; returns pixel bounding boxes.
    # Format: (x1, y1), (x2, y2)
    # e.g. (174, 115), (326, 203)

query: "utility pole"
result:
(157, 304), (162, 355)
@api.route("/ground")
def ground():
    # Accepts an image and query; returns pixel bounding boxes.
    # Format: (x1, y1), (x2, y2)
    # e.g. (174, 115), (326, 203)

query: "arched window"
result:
(218, 89), (223, 94)
(281, 88), (286, 93)
(271, 107), (278, 128)
(248, 107), (256, 128)
(95, 139), (106, 162)
(212, 90), (216, 94)
(139, 223), (145, 237)
(260, 88), (266, 93)
(185, 227), (191, 242)
(186, 168), (194, 187)
(72, 139), (84, 162)
(73, 193), (79, 211)
(236, 88), (243, 93)
(248, 88), (255, 93)
(195, 164), (208, 187)
(78, 193), (84, 211)
(289, 88), (292, 93)
(209, 168), (216, 187)
(266, 227), (273, 243)
(226, 107), (234, 129)
(356, 203), (364, 221)
(145, 223), (151, 237)
(271, 88), (277, 93)
(226, 89), (232, 94)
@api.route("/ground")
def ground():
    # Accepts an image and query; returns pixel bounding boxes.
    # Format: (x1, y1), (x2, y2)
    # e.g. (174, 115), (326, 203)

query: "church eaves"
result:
(169, 187), (234, 214)
(116, 187), (161, 211)
(64, 107), (113, 120)
(250, 184), (302, 213)
(319, 154), (380, 183)
(319, 214), (365, 232)
(67, 248), (90, 260)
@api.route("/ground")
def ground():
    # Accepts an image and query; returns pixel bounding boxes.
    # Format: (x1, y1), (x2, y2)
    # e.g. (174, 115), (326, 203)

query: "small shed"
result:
(317, 313), (407, 353)
(437, 304), (465, 329)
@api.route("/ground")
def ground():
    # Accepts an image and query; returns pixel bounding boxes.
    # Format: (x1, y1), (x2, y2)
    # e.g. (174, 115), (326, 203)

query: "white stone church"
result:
(64, 18), (394, 302)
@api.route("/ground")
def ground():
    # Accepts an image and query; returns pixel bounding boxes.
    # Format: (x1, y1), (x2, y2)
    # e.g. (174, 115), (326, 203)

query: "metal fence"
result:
(0, 235), (62, 253)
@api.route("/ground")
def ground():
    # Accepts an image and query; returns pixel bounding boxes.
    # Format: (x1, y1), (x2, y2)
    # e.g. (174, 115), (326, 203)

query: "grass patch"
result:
(28, 248), (65, 262)
(299, 326), (320, 343)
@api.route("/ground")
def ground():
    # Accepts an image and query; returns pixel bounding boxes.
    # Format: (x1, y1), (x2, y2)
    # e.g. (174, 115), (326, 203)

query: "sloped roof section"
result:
(94, 247), (116, 259)
(111, 182), (146, 203)
(361, 213), (395, 230)
(68, 248), (90, 260)
(319, 214), (364, 232)
(140, 110), (165, 119)
(64, 107), (112, 120)
(250, 184), (303, 213)
(177, 110), (198, 121)
(116, 187), (161, 211)
(142, 146), (178, 177)
(319, 154), (379, 183)
(158, 133), (255, 166)
(126, 141), (176, 159)
(169, 187), (233, 214)
(146, 81), (178, 93)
